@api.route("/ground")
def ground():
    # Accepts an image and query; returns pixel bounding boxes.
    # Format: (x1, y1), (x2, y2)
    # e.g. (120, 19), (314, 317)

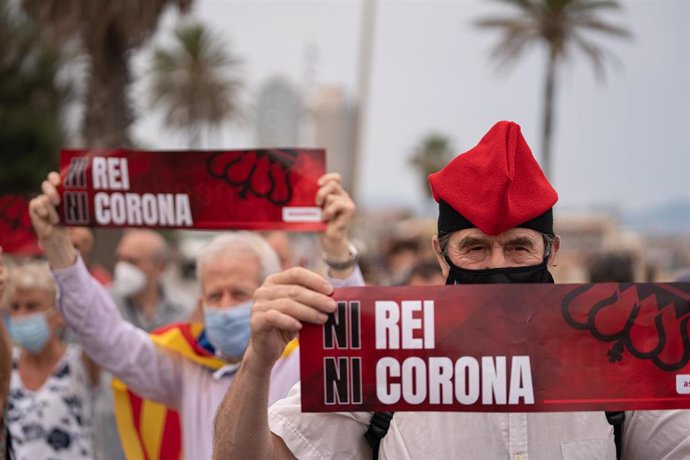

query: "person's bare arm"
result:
(213, 346), (296, 460)
(212, 268), (337, 459)
(316, 173), (357, 280)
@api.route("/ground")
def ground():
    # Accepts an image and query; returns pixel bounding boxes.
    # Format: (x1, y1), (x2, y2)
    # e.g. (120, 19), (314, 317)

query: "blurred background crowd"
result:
(0, 0), (688, 458)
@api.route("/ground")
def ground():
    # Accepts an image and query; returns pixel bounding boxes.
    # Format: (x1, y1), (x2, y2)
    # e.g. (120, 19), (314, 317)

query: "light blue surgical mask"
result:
(204, 301), (252, 360)
(8, 312), (52, 353)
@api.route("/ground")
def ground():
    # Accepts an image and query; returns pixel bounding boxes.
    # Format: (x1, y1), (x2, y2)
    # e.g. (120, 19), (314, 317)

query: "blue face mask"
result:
(8, 312), (52, 353)
(203, 301), (252, 360)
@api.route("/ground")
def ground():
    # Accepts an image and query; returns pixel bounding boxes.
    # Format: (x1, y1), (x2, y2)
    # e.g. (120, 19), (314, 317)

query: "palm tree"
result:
(21, 0), (194, 148)
(410, 133), (455, 198)
(0, 1), (70, 192)
(19, 0), (194, 276)
(149, 23), (243, 148)
(476, 0), (631, 179)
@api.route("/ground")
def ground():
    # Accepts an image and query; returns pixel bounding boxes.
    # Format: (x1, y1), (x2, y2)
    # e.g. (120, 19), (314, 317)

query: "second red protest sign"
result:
(58, 148), (326, 231)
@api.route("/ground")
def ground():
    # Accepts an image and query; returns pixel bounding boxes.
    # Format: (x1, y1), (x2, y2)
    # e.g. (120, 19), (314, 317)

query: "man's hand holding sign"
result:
(214, 121), (690, 460)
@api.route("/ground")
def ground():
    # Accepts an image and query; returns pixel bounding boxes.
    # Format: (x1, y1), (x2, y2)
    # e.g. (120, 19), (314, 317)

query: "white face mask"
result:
(111, 261), (147, 298)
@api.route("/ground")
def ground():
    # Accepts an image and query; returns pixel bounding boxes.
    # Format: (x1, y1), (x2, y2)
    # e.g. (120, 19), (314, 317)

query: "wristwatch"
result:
(323, 242), (359, 270)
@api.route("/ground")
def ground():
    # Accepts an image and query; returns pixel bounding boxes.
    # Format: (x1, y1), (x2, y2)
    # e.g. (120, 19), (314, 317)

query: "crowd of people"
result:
(0, 120), (689, 459)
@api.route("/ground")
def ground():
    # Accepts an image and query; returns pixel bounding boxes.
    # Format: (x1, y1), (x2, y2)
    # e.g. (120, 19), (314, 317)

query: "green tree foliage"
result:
(0, 2), (68, 193)
(21, 0), (194, 148)
(410, 133), (455, 198)
(149, 23), (243, 148)
(476, 0), (631, 179)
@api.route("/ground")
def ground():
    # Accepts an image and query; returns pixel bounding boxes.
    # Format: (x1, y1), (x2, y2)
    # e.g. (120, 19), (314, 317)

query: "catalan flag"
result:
(112, 322), (297, 460)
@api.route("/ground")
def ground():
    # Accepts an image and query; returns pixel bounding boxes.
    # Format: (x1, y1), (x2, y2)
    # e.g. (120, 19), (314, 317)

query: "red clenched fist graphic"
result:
(562, 283), (690, 371)
(206, 149), (296, 205)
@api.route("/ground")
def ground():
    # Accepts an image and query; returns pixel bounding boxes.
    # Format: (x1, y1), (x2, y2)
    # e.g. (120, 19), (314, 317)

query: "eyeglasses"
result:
(441, 233), (554, 266)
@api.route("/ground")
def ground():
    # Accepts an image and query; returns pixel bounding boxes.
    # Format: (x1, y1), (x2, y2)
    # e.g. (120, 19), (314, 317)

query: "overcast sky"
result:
(132, 0), (690, 215)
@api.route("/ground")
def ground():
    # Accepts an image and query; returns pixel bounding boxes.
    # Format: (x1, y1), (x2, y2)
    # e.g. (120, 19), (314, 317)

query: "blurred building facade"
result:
(255, 77), (302, 147)
(254, 79), (356, 193)
(308, 85), (356, 192)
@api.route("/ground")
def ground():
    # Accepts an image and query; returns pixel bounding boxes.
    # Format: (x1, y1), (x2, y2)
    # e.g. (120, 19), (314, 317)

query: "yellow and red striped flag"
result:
(113, 322), (297, 460)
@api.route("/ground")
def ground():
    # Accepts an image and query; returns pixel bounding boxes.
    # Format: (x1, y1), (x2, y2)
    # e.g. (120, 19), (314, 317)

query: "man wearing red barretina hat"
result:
(215, 121), (690, 460)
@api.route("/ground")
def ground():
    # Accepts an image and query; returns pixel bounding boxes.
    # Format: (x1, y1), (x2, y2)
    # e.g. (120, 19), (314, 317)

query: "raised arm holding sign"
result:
(214, 121), (690, 460)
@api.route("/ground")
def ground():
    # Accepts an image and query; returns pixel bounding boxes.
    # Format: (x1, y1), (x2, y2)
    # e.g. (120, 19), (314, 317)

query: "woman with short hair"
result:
(5, 262), (98, 460)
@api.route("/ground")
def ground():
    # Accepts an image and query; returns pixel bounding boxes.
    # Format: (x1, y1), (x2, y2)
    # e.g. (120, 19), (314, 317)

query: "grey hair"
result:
(543, 233), (556, 258)
(196, 232), (281, 283)
(6, 262), (57, 304)
(437, 233), (453, 254)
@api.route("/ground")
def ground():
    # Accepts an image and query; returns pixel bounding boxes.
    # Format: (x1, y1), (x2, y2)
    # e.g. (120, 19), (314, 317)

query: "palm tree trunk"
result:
(83, 23), (132, 149)
(541, 47), (558, 180)
(82, 22), (131, 271)
(189, 104), (201, 148)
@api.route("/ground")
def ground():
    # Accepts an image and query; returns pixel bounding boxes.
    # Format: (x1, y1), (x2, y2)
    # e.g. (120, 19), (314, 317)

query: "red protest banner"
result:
(0, 195), (41, 255)
(58, 149), (326, 231)
(299, 282), (690, 413)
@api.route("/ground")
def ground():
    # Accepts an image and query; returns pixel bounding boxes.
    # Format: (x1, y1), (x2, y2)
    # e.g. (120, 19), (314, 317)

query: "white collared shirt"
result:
(269, 383), (690, 460)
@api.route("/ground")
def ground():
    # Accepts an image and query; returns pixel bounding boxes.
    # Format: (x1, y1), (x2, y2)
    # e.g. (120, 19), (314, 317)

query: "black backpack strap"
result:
(2, 425), (12, 460)
(605, 411), (625, 460)
(364, 412), (394, 460)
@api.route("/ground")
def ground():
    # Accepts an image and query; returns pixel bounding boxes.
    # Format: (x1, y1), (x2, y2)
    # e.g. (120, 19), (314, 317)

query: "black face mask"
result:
(444, 254), (554, 285)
